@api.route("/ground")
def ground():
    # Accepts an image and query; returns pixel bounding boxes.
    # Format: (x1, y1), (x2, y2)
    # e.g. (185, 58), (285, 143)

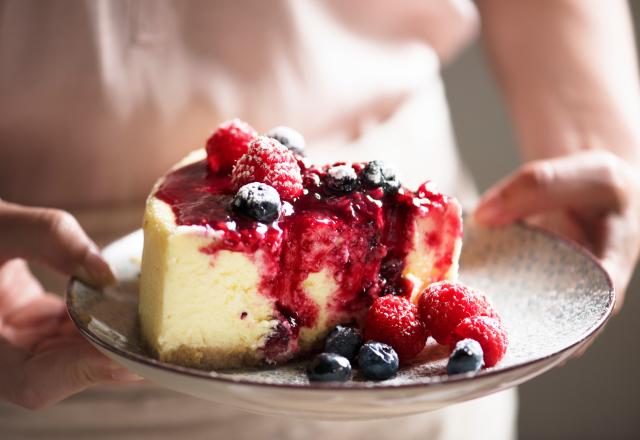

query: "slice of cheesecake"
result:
(139, 126), (462, 370)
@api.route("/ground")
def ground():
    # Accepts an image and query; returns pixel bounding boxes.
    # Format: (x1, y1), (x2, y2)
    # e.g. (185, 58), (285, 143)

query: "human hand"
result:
(0, 201), (141, 409)
(475, 151), (640, 313)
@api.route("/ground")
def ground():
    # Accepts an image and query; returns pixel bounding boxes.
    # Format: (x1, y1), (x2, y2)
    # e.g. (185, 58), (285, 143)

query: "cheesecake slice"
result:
(139, 125), (462, 370)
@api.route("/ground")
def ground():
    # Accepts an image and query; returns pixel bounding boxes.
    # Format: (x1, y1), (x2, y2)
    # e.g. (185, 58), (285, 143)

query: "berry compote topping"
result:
(154, 159), (456, 362)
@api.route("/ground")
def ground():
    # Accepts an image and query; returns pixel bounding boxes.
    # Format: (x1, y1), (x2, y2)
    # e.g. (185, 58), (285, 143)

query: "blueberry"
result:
(357, 341), (399, 380)
(232, 182), (281, 223)
(362, 160), (400, 194)
(326, 165), (359, 193)
(266, 126), (305, 155)
(306, 353), (352, 382)
(325, 325), (363, 361)
(446, 338), (484, 375)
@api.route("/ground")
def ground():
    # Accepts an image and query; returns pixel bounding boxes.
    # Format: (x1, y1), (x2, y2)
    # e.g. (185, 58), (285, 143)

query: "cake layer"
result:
(139, 199), (279, 368)
(139, 150), (462, 369)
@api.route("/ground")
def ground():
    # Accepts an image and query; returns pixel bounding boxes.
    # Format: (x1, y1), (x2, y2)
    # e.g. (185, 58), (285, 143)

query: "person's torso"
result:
(0, 3), (505, 439)
(0, 0), (477, 212)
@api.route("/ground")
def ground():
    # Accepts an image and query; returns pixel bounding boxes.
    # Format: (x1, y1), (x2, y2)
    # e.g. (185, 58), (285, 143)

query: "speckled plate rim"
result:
(66, 221), (615, 391)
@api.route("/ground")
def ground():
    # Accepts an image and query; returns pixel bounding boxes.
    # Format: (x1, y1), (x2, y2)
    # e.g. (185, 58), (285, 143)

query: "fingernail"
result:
(110, 367), (144, 382)
(78, 251), (116, 286)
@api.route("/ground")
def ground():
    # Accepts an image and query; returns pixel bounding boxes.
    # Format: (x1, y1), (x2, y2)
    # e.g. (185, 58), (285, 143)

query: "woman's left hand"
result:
(475, 150), (640, 312)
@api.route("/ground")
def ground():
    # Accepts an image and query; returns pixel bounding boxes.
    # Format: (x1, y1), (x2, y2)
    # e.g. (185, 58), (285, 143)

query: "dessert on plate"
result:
(138, 119), (464, 369)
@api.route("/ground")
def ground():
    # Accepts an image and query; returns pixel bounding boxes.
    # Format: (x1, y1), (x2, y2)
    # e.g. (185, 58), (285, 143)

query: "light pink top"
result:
(0, 0), (477, 208)
(0, 1), (515, 439)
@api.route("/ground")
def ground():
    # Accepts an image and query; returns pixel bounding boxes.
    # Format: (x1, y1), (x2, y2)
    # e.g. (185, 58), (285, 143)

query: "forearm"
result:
(477, 0), (640, 164)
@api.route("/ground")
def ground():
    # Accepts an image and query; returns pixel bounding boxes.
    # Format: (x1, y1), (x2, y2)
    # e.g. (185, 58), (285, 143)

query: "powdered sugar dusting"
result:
(327, 164), (356, 181)
(231, 136), (303, 200)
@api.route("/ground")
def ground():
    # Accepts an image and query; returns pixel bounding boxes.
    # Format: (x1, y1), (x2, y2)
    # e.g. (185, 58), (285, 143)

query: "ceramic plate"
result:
(67, 218), (614, 420)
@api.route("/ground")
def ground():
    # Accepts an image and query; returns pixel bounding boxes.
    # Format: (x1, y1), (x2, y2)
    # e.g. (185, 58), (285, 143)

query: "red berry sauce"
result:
(155, 159), (460, 363)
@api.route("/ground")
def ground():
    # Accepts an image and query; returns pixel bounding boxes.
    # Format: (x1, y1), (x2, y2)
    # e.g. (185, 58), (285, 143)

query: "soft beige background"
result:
(443, 3), (640, 439)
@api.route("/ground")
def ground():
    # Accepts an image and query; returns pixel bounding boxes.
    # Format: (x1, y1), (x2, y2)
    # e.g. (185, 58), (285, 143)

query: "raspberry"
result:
(451, 316), (508, 367)
(231, 137), (303, 200)
(364, 295), (428, 363)
(206, 119), (258, 173)
(418, 281), (498, 346)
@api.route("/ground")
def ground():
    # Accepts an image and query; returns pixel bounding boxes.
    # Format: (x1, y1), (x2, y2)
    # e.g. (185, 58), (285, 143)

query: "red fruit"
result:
(418, 281), (498, 346)
(232, 136), (303, 200)
(452, 316), (508, 367)
(364, 295), (428, 363)
(206, 119), (258, 173)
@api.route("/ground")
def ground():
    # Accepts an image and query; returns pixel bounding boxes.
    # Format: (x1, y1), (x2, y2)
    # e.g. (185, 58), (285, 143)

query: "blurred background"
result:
(443, 3), (640, 439)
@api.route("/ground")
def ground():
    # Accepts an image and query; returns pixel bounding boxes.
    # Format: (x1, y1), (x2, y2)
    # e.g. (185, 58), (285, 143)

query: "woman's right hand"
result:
(0, 200), (141, 410)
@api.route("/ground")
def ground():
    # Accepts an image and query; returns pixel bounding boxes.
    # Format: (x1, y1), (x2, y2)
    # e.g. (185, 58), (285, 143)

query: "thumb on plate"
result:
(0, 201), (115, 286)
(475, 153), (628, 226)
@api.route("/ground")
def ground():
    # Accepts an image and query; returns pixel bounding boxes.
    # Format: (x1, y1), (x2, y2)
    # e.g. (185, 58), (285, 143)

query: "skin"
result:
(0, 203), (140, 409)
(1, 0), (639, 408)
(475, 0), (640, 308)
